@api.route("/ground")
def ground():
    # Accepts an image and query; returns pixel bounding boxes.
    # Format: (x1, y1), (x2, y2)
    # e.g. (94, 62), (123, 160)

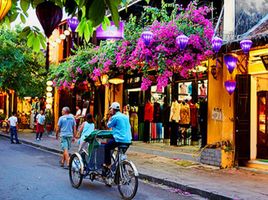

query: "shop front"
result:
(123, 71), (208, 147)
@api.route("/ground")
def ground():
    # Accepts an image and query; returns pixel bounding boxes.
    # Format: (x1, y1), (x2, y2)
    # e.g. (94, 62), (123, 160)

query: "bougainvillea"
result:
(50, 1), (214, 91)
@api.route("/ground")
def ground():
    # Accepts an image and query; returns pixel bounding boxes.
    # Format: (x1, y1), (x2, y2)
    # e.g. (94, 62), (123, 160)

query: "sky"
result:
(11, 7), (68, 33)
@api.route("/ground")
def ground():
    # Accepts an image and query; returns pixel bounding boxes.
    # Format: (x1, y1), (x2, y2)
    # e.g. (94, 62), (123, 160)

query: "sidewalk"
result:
(1, 131), (268, 200)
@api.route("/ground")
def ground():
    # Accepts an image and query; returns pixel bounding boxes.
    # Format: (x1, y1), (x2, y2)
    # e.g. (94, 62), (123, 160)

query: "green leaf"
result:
(105, 0), (120, 26)
(87, 0), (105, 27)
(77, 0), (85, 8)
(20, 0), (30, 13)
(77, 19), (86, 38)
(33, 36), (40, 52)
(27, 32), (35, 47)
(9, 12), (19, 22)
(20, 14), (26, 24)
(19, 26), (31, 38)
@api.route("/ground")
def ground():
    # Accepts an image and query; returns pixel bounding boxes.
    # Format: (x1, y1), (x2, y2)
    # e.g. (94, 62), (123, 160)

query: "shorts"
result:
(60, 136), (72, 150)
(36, 123), (44, 133)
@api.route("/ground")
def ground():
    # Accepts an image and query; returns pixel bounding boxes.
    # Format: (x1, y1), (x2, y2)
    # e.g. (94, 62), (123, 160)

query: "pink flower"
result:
(76, 67), (82, 74)
(141, 77), (152, 91)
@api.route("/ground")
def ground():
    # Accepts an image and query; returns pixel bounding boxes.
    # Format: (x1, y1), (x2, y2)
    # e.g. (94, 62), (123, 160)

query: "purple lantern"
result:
(36, 1), (62, 38)
(212, 36), (223, 53)
(224, 80), (236, 95)
(176, 34), (189, 50)
(240, 39), (252, 54)
(141, 31), (153, 46)
(67, 17), (79, 33)
(36, 1), (62, 71)
(224, 54), (238, 74)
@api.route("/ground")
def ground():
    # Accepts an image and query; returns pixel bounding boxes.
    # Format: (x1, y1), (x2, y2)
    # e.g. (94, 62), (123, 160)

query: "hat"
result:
(110, 102), (120, 110)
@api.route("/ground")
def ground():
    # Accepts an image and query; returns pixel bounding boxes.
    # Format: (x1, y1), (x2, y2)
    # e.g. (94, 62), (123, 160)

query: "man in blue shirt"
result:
(104, 102), (132, 169)
(56, 106), (76, 168)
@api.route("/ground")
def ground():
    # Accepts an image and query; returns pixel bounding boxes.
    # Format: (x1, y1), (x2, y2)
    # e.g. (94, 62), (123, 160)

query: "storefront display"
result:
(257, 91), (268, 159)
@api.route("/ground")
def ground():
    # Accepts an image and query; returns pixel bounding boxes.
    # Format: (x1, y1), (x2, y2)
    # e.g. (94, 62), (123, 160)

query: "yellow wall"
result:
(207, 57), (237, 145)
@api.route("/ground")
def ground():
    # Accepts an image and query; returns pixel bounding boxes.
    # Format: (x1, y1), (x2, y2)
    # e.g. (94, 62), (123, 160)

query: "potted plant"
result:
(45, 110), (53, 134)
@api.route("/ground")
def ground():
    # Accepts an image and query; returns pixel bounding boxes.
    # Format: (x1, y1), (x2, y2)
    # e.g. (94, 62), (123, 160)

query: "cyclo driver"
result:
(103, 102), (132, 174)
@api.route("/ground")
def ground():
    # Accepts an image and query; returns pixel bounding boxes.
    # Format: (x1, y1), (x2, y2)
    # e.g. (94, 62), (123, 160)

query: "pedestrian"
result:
(8, 112), (21, 144)
(77, 113), (95, 152)
(74, 105), (82, 129)
(56, 107), (77, 168)
(36, 109), (45, 141)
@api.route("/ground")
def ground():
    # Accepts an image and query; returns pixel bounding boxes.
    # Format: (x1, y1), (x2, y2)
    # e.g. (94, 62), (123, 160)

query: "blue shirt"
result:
(107, 112), (132, 143)
(79, 122), (95, 144)
(37, 114), (45, 125)
(58, 114), (76, 137)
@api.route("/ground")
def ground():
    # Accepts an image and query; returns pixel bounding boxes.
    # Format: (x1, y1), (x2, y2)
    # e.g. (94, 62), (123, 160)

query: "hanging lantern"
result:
(141, 31), (153, 46)
(176, 34), (189, 50)
(224, 53), (238, 74)
(67, 17), (79, 33)
(224, 80), (236, 95)
(0, 0), (12, 20)
(212, 36), (223, 53)
(240, 39), (252, 54)
(36, 1), (62, 38)
(36, 1), (62, 71)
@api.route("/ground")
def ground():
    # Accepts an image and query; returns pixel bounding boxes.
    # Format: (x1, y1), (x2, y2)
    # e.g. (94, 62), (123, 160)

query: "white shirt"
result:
(75, 109), (81, 119)
(8, 116), (18, 127)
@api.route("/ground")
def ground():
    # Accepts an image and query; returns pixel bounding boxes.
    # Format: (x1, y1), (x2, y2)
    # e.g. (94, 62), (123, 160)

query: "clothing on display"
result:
(169, 100), (180, 123)
(179, 102), (190, 125)
(180, 83), (188, 94)
(199, 84), (207, 96)
(153, 102), (162, 123)
(130, 107), (139, 141)
(144, 101), (154, 122)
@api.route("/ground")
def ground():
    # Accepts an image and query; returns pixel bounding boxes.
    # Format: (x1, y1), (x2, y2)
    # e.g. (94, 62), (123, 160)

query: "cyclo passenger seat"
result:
(118, 143), (130, 154)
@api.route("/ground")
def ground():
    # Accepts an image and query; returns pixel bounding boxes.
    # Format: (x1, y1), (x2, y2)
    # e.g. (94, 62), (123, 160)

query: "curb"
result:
(1, 133), (231, 200)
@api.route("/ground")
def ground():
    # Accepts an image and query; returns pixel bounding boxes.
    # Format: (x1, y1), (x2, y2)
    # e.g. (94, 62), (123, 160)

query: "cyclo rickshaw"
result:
(69, 130), (139, 200)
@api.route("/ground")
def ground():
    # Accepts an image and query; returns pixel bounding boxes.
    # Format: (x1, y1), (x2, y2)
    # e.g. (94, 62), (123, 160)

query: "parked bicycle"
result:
(69, 130), (139, 200)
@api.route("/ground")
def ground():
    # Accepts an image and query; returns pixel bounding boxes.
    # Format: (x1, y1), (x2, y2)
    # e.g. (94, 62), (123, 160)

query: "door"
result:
(235, 74), (251, 165)
(257, 91), (268, 159)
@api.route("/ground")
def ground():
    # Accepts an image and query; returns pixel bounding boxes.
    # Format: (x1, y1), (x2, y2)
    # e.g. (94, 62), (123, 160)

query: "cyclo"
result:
(69, 130), (139, 200)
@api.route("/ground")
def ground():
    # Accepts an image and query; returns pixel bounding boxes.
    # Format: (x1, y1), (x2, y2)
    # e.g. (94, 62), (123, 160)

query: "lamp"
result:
(176, 34), (189, 50)
(46, 86), (53, 92)
(46, 80), (53, 86)
(212, 36), (223, 53)
(240, 39), (252, 54)
(46, 92), (52, 97)
(224, 53), (238, 74)
(224, 80), (236, 95)
(36, 1), (62, 71)
(0, 0), (12, 20)
(108, 78), (124, 85)
(141, 31), (153, 46)
(67, 17), (79, 33)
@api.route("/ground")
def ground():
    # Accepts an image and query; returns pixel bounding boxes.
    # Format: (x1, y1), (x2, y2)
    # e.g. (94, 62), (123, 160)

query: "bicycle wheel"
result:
(69, 154), (83, 188)
(117, 161), (138, 200)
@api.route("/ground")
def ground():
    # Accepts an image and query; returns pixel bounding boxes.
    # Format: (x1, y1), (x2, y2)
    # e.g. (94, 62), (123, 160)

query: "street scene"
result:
(1, 0), (268, 200)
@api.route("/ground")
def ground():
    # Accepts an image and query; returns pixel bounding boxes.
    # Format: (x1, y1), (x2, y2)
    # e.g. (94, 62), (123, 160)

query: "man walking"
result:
(8, 112), (21, 144)
(56, 107), (76, 168)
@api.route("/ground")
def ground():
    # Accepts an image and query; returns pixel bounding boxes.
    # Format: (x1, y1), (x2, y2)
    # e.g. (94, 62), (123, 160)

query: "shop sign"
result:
(261, 55), (268, 70)
(96, 21), (124, 40)
(212, 108), (223, 121)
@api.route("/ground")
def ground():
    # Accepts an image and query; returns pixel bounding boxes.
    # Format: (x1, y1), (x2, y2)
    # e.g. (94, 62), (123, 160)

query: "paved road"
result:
(0, 137), (205, 200)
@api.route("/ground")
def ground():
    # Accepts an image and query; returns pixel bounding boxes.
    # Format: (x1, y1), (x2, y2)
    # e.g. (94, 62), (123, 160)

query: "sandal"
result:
(59, 160), (64, 167)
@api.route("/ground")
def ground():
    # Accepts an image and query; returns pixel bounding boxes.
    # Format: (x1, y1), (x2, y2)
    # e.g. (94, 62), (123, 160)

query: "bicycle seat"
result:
(118, 144), (130, 153)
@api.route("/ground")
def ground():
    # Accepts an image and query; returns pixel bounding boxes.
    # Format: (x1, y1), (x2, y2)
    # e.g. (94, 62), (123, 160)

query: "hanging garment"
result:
(153, 102), (162, 123)
(180, 83), (187, 94)
(189, 102), (198, 128)
(169, 101), (180, 122)
(170, 120), (178, 146)
(143, 121), (150, 142)
(179, 103), (190, 125)
(199, 85), (207, 96)
(144, 102), (154, 122)
(156, 122), (163, 140)
(130, 112), (139, 141)
(139, 122), (144, 141)
(151, 123), (157, 140)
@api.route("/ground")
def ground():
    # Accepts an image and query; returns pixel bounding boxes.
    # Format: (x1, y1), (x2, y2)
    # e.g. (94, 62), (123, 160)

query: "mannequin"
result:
(169, 98), (180, 146)
(144, 99), (154, 142)
(180, 83), (187, 94)
(199, 81), (207, 97)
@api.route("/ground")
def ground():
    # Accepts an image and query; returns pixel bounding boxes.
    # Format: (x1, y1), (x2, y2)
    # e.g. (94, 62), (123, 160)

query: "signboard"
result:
(261, 55), (268, 70)
(96, 21), (124, 40)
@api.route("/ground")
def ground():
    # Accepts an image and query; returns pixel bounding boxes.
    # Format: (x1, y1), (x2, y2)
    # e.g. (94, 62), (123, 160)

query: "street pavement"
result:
(0, 137), (204, 200)
(2, 131), (268, 199)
